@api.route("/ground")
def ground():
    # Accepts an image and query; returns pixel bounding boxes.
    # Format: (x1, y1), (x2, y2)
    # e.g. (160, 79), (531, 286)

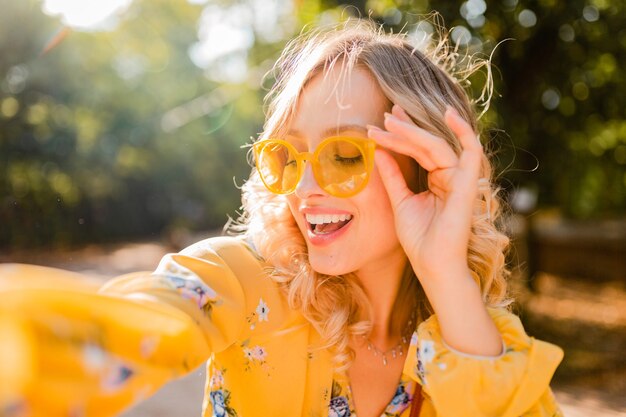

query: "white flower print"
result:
(156, 259), (221, 317)
(209, 369), (225, 389)
(243, 345), (267, 362)
(243, 347), (254, 361)
(166, 275), (218, 310)
(241, 341), (271, 375)
(252, 346), (267, 361)
(255, 298), (270, 322)
(419, 339), (436, 364)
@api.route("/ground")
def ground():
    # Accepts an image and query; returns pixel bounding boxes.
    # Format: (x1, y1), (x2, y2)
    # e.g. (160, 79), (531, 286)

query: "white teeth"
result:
(305, 213), (353, 225)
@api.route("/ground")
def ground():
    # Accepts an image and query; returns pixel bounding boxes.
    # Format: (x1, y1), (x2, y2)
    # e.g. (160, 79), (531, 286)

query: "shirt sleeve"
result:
(403, 308), (564, 417)
(0, 237), (248, 417)
(99, 237), (248, 357)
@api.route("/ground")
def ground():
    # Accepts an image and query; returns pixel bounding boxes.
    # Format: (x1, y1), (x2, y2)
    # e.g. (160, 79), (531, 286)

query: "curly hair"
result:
(229, 17), (511, 371)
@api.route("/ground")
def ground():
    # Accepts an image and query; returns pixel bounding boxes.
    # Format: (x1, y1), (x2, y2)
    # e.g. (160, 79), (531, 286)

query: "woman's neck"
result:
(354, 246), (411, 348)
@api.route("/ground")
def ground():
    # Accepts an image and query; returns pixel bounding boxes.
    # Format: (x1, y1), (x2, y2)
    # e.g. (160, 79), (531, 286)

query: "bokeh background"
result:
(1, 0), (625, 415)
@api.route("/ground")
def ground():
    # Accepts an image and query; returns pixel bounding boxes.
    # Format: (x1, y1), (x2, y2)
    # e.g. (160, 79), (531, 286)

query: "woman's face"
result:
(284, 66), (419, 276)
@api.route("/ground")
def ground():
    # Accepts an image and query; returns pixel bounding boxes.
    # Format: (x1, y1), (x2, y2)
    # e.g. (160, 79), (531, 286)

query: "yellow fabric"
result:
(0, 236), (564, 417)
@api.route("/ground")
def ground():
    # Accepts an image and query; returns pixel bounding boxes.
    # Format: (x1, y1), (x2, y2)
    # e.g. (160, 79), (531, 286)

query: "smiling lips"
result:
(305, 213), (353, 234)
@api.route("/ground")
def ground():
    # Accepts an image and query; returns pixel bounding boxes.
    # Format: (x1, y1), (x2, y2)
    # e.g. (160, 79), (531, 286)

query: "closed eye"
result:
(334, 155), (362, 165)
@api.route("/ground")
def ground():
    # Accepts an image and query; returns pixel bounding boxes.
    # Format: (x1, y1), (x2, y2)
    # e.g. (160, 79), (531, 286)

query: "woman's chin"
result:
(308, 255), (352, 276)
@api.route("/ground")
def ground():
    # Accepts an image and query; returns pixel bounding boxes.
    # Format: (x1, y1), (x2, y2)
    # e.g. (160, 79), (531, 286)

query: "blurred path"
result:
(2, 237), (625, 416)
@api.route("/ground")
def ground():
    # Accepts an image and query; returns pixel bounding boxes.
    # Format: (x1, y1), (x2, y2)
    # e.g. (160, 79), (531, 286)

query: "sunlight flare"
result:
(41, 0), (133, 31)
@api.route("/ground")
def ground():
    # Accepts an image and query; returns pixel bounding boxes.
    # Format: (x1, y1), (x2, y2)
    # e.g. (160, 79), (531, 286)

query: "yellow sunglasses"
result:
(253, 136), (377, 198)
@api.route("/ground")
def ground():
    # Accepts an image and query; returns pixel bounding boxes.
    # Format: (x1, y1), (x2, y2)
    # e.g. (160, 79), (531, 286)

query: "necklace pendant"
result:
(382, 355), (388, 366)
(391, 349), (396, 359)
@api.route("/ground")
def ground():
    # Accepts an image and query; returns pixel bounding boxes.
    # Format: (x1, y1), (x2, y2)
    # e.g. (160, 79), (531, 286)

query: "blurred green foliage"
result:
(0, 0), (268, 247)
(1, 0), (624, 248)
(356, 0), (626, 218)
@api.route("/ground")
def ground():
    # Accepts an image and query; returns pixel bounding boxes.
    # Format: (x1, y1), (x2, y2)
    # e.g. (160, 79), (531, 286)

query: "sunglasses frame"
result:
(253, 136), (377, 198)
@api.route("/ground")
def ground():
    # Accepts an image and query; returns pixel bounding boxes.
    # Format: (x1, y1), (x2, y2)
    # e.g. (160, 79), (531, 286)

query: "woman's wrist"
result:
(409, 256), (471, 287)
(415, 265), (504, 357)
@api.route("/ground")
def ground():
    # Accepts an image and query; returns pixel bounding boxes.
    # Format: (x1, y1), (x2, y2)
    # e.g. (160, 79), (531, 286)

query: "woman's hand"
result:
(367, 104), (484, 281)
(0, 264), (207, 416)
(368, 104), (503, 357)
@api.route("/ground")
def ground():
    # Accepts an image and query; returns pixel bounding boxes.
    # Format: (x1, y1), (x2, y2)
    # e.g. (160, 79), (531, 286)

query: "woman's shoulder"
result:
(179, 235), (262, 261)
(177, 235), (267, 280)
(176, 235), (287, 307)
(179, 235), (301, 337)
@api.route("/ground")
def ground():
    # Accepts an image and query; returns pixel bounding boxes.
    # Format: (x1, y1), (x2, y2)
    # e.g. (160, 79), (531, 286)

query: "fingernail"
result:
(384, 112), (394, 120)
(366, 124), (381, 131)
(446, 105), (459, 117)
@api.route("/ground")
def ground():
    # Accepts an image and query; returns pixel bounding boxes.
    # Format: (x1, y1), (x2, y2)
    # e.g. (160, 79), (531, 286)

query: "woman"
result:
(0, 18), (563, 417)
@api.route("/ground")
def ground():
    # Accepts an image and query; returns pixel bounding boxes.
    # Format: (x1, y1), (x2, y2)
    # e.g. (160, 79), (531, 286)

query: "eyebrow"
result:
(287, 124), (369, 139)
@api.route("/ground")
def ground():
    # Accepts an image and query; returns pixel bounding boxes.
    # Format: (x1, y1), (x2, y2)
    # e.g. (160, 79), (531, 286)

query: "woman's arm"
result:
(403, 308), (564, 417)
(369, 105), (502, 356)
(413, 266), (503, 356)
(0, 237), (249, 417)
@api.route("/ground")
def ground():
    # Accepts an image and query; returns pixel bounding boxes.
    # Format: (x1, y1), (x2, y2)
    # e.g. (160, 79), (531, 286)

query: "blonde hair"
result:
(230, 17), (511, 370)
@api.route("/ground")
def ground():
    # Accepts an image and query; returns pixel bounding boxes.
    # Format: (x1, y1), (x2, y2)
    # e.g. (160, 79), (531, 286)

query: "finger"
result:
(368, 113), (458, 171)
(373, 148), (413, 209)
(445, 106), (482, 152)
(427, 168), (454, 200)
(427, 166), (477, 236)
(440, 108), (485, 228)
(383, 112), (458, 169)
(444, 107), (483, 197)
(391, 103), (413, 123)
(367, 125), (439, 171)
(439, 182), (477, 242)
(427, 174), (446, 201)
(445, 107), (483, 178)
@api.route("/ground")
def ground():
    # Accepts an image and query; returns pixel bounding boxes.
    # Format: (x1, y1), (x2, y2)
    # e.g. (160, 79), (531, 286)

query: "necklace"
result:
(364, 335), (408, 366)
(362, 310), (417, 366)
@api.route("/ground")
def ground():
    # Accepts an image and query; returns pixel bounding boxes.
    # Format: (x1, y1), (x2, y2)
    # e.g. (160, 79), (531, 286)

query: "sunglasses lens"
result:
(256, 138), (371, 197)
(257, 142), (298, 193)
(317, 140), (368, 196)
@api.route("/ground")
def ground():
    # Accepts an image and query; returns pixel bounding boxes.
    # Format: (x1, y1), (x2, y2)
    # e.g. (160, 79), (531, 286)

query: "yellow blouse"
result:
(0, 236), (564, 417)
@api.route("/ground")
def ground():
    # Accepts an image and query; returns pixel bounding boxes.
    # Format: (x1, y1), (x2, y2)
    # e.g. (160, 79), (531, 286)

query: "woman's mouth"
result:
(305, 213), (353, 235)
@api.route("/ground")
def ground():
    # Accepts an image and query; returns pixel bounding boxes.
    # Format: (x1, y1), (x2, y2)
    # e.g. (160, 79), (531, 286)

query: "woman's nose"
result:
(294, 162), (326, 199)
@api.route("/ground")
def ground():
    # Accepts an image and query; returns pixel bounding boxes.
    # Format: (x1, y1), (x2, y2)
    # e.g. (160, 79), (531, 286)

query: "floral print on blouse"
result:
(208, 368), (238, 417)
(329, 370), (417, 417)
(0, 236), (565, 417)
